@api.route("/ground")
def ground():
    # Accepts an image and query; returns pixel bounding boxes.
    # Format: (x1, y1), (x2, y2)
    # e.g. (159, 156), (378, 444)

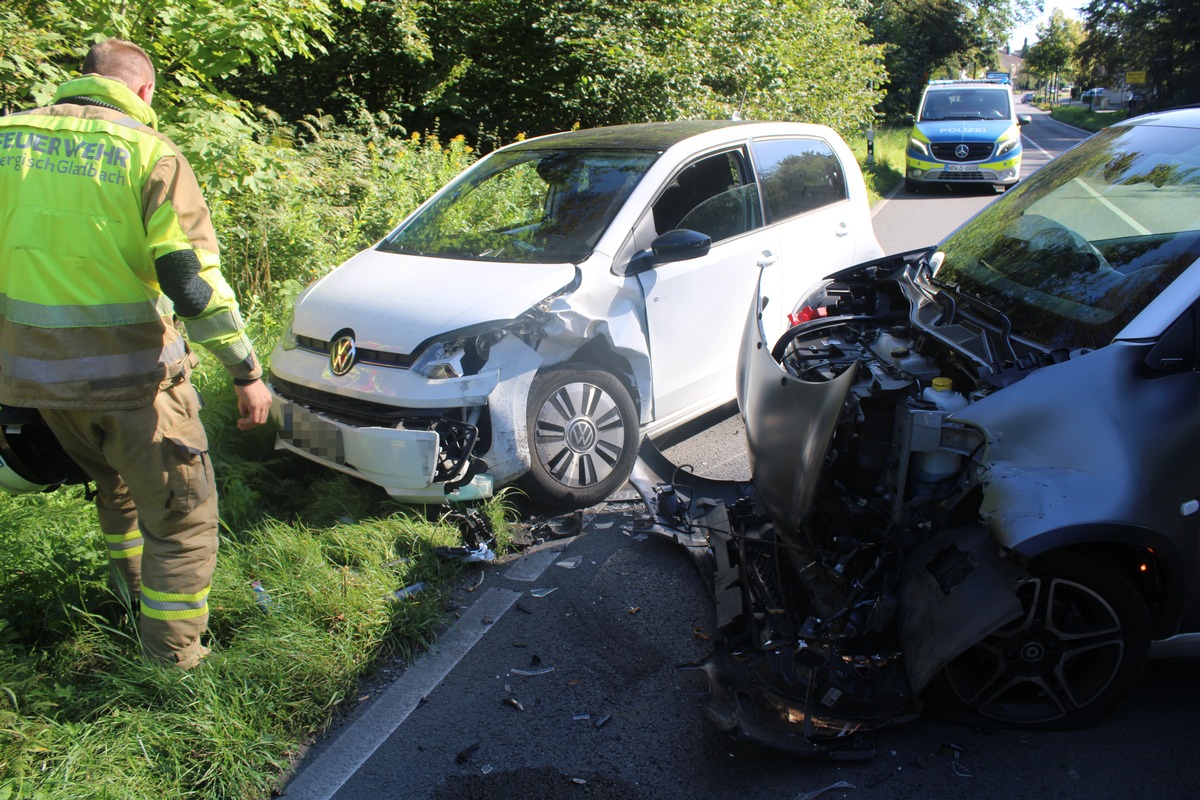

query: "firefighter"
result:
(0, 38), (272, 668)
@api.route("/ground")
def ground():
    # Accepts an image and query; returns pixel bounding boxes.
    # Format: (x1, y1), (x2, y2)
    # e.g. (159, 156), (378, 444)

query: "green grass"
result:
(1049, 104), (1135, 133)
(850, 126), (908, 204)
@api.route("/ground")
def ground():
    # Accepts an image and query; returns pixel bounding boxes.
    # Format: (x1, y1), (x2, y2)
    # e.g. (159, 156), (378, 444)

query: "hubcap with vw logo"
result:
(534, 378), (628, 491)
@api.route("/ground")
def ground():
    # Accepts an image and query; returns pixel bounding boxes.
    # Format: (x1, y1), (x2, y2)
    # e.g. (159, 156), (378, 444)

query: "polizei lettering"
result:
(0, 129), (131, 186)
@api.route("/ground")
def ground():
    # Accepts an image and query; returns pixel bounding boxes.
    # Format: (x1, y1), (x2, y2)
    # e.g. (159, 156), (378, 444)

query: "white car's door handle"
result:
(836, 222), (850, 237)
(758, 250), (778, 267)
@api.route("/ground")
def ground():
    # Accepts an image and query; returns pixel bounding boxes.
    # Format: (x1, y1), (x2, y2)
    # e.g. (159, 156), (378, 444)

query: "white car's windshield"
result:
(934, 121), (1200, 350)
(379, 148), (658, 263)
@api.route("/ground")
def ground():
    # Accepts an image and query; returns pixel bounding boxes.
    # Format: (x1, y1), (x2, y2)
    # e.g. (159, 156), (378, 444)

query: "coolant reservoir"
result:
(872, 326), (940, 381)
(922, 377), (967, 413)
(911, 376), (967, 494)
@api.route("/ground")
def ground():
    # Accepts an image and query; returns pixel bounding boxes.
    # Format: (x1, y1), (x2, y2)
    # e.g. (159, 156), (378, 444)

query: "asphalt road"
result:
(277, 106), (1200, 800)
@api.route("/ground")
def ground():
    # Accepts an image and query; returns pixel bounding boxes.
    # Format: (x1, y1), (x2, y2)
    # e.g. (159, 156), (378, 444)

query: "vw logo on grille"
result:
(955, 144), (971, 160)
(566, 419), (598, 452)
(329, 335), (357, 376)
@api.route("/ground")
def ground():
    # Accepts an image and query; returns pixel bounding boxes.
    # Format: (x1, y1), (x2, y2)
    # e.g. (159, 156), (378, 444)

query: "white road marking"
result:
(279, 586), (524, 799)
(280, 537), (569, 798)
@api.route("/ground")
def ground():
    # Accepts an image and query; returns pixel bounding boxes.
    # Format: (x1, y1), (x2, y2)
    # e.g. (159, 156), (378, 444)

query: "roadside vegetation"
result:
(1048, 105), (1135, 133)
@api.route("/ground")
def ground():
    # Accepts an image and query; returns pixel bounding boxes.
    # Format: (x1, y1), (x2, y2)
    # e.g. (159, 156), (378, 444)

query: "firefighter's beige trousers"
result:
(42, 379), (216, 668)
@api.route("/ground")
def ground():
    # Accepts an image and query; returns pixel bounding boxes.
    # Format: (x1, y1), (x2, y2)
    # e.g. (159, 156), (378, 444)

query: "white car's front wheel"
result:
(521, 366), (639, 508)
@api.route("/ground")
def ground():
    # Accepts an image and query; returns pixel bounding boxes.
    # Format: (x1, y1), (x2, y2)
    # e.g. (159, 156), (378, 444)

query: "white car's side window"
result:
(753, 137), (848, 223)
(651, 149), (762, 242)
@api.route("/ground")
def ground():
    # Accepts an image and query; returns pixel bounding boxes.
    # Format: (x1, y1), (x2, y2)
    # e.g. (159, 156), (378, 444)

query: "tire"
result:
(924, 550), (1150, 730)
(519, 365), (640, 509)
(905, 179), (922, 194)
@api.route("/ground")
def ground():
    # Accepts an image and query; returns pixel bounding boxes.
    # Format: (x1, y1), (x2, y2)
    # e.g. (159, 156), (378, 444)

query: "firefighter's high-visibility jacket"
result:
(0, 74), (261, 410)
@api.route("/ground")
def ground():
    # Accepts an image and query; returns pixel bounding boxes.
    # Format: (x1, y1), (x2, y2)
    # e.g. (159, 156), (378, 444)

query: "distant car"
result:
(1082, 87), (1105, 98)
(636, 107), (1200, 754)
(268, 121), (883, 508)
(1021, 92), (1034, 103)
(904, 79), (1033, 193)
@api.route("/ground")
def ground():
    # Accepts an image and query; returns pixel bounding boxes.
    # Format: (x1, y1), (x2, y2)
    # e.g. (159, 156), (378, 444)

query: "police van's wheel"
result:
(521, 366), (640, 509)
(905, 179), (921, 194)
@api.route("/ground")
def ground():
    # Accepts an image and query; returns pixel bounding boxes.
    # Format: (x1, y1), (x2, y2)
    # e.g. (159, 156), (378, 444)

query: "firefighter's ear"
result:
(135, 81), (155, 106)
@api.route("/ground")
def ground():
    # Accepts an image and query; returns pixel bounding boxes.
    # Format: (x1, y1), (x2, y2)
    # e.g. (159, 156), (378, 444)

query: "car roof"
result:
(1114, 106), (1200, 130)
(501, 119), (783, 152)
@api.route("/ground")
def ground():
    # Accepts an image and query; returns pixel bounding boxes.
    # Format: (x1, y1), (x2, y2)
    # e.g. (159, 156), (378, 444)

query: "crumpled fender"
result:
(896, 524), (1024, 693)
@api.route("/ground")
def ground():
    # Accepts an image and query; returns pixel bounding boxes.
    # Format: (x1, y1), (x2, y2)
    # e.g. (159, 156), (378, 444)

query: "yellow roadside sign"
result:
(1127, 70), (1147, 84)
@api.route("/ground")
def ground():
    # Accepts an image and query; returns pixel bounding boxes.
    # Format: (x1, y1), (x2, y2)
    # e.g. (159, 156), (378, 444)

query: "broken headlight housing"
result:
(411, 317), (546, 379)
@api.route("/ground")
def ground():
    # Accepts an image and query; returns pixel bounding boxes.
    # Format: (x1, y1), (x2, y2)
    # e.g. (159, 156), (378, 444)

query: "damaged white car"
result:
(633, 107), (1200, 756)
(267, 121), (881, 506)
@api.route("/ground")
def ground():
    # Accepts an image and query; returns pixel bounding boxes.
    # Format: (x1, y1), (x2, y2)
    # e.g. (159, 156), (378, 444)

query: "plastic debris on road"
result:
(794, 780), (855, 800)
(530, 587), (557, 598)
(511, 666), (555, 676)
(555, 556), (582, 569)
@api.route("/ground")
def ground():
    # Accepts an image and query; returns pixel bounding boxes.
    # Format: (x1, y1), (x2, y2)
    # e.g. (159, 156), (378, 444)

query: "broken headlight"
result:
(411, 317), (545, 380)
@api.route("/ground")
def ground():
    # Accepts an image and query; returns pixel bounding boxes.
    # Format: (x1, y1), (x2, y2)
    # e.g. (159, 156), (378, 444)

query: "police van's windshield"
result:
(920, 88), (1012, 121)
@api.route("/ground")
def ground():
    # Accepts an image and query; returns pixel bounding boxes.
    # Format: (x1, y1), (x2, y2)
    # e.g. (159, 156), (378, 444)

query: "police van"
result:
(904, 79), (1032, 193)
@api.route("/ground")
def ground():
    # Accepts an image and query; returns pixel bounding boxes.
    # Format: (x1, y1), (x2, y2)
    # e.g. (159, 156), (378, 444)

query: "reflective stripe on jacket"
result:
(0, 75), (261, 409)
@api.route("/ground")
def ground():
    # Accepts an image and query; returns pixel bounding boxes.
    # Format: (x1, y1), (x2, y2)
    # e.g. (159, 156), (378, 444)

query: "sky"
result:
(1007, 4), (1082, 51)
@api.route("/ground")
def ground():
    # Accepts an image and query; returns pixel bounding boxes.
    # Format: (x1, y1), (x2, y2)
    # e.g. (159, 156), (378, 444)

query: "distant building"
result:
(997, 51), (1026, 88)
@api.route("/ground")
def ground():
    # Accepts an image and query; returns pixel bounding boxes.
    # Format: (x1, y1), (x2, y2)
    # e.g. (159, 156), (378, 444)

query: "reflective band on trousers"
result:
(104, 531), (144, 559)
(0, 336), (187, 384)
(141, 584), (209, 620)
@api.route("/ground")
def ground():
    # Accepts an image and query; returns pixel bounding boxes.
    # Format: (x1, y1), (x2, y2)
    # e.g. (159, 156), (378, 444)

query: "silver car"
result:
(634, 107), (1200, 755)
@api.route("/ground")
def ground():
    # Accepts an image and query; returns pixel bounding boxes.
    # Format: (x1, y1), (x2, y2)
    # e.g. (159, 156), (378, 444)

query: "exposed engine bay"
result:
(631, 252), (1048, 757)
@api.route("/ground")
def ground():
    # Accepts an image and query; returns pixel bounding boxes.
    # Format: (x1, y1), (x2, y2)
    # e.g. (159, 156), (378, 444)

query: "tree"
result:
(866, 0), (974, 119)
(1024, 10), (1080, 100)
(1078, 0), (1200, 109)
(232, 0), (886, 144)
(3, 0), (364, 190)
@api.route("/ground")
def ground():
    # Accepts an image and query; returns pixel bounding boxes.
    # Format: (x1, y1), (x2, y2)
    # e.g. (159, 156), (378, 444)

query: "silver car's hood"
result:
(735, 282), (855, 533)
(293, 247), (577, 353)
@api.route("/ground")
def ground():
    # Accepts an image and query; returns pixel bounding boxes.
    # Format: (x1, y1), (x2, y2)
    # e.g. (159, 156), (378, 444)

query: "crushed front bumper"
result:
(268, 335), (541, 503)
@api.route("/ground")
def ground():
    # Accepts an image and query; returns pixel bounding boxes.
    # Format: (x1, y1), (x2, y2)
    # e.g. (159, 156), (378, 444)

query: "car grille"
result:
(940, 171), (988, 182)
(271, 375), (446, 427)
(930, 142), (995, 161)
(297, 335), (416, 369)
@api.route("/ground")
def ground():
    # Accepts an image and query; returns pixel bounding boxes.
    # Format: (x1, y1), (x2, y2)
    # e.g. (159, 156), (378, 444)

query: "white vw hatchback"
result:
(267, 120), (882, 507)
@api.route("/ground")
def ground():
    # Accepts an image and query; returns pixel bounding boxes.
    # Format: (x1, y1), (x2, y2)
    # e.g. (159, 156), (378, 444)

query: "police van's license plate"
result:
(944, 163), (974, 171)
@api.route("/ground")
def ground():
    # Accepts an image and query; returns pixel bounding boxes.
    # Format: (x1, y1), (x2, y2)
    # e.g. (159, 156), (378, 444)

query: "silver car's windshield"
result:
(934, 121), (1200, 350)
(379, 148), (657, 264)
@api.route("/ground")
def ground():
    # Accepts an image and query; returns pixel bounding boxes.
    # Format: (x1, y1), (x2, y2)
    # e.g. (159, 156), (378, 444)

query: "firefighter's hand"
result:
(234, 379), (272, 430)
